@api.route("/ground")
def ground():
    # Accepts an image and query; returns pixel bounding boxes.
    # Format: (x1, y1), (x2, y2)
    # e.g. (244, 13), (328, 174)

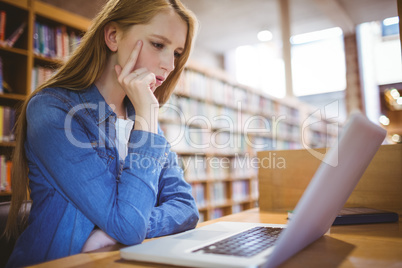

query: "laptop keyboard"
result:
(192, 226), (283, 258)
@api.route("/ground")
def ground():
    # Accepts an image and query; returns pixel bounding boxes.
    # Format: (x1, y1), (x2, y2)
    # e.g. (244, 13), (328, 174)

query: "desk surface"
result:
(30, 208), (402, 268)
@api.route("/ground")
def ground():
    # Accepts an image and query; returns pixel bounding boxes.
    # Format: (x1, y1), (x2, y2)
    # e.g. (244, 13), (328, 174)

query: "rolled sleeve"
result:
(146, 150), (199, 238)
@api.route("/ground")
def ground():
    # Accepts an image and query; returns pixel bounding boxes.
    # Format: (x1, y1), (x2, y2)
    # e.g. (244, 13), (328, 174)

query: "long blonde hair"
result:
(5, 0), (197, 239)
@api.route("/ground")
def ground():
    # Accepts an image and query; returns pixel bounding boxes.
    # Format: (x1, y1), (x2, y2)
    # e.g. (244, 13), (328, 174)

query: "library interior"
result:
(0, 0), (401, 267)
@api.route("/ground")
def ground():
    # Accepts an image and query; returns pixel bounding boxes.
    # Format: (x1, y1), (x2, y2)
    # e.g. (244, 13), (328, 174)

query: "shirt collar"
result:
(78, 84), (115, 125)
(78, 84), (136, 125)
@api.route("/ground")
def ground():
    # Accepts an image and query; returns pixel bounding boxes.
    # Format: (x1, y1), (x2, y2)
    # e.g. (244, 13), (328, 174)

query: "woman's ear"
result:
(104, 22), (119, 52)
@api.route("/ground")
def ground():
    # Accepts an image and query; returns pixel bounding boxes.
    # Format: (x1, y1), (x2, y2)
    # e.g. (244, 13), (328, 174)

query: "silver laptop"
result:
(120, 112), (386, 268)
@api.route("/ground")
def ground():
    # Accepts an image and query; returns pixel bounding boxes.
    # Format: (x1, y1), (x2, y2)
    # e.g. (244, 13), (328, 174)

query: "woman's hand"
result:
(115, 40), (159, 134)
(81, 229), (117, 253)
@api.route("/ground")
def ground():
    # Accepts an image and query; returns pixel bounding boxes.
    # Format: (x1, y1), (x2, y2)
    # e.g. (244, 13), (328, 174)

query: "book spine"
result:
(0, 155), (5, 191)
(31, 67), (38, 92)
(33, 22), (40, 54)
(62, 26), (69, 60)
(0, 106), (3, 142)
(69, 31), (76, 55)
(191, 183), (206, 208)
(0, 11), (6, 42)
(1, 156), (6, 191)
(38, 23), (45, 55)
(6, 21), (26, 47)
(56, 27), (62, 59)
(5, 160), (11, 192)
(43, 25), (49, 57)
(0, 56), (3, 94)
(9, 108), (15, 141)
(32, 66), (55, 89)
(49, 25), (56, 58)
(2, 106), (10, 142)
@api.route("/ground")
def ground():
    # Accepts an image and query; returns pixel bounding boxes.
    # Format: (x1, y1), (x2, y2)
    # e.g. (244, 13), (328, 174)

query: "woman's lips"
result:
(155, 76), (165, 87)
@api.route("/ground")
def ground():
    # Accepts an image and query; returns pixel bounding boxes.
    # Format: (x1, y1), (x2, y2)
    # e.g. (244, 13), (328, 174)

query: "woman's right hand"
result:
(115, 40), (159, 134)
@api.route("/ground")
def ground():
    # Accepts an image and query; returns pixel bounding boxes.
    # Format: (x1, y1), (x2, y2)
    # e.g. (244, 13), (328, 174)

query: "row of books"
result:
(230, 155), (258, 179)
(0, 10), (26, 48)
(232, 180), (250, 202)
(199, 206), (256, 222)
(191, 183), (206, 208)
(232, 204), (243, 214)
(175, 69), (301, 119)
(0, 106), (16, 142)
(210, 181), (227, 206)
(180, 155), (256, 182)
(161, 121), (301, 155)
(33, 22), (82, 60)
(308, 130), (338, 149)
(250, 136), (301, 151)
(160, 95), (302, 138)
(31, 66), (55, 92)
(209, 162), (230, 181)
(161, 122), (252, 155)
(179, 155), (207, 181)
(0, 155), (12, 192)
(211, 208), (224, 219)
(251, 179), (259, 200)
(191, 180), (252, 209)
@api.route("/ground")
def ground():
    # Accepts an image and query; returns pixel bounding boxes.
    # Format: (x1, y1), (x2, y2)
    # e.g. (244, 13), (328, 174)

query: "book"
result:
(61, 25), (69, 60)
(0, 155), (5, 191)
(0, 106), (3, 141)
(288, 207), (399, 225)
(9, 108), (15, 141)
(33, 21), (40, 54)
(2, 106), (10, 142)
(332, 207), (399, 225)
(5, 21), (26, 47)
(5, 160), (11, 192)
(0, 10), (6, 41)
(0, 56), (2, 93)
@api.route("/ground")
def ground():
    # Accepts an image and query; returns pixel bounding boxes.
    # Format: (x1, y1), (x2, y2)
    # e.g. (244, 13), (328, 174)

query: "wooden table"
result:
(30, 208), (402, 268)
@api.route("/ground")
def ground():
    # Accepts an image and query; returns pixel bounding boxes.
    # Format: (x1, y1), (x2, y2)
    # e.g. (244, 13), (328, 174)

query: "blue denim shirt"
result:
(7, 84), (199, 267)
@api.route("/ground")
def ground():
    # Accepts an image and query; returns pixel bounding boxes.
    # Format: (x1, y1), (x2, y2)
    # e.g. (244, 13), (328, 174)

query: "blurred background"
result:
(40, 0), (401, 142)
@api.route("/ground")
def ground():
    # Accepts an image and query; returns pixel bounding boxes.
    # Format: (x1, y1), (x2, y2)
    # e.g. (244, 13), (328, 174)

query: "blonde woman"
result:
(5, 0), (199, 266)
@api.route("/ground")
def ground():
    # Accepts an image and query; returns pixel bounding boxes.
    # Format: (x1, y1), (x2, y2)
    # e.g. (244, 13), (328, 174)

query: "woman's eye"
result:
(152, 42), (164, 49)
(174, 51), (182, 58)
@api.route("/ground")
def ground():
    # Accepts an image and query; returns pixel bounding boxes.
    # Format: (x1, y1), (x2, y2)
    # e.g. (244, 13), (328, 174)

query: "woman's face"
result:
(116, 9), (188, 92)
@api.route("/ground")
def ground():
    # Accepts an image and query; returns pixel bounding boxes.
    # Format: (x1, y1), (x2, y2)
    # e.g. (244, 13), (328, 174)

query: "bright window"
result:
(291, 27), (346, 96)
(229, 43), (286, 98)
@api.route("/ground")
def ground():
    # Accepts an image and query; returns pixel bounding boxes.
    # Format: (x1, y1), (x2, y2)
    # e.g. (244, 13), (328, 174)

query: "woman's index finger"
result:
(119, 40), (143, 78)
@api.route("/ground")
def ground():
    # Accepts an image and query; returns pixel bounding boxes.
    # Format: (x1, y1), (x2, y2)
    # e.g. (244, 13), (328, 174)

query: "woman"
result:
(5, 0), (199, 266)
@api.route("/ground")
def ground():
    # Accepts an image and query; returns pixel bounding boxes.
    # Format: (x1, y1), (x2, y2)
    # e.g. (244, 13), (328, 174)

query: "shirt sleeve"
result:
(145, 129), (199, 238)
(25, 93), (168, 245)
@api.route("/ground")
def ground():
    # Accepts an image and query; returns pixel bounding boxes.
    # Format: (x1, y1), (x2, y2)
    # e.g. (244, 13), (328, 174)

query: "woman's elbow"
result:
(114, 218), (148, 246)
(187, 207), (200, 230)
(121, 230), (146, 246)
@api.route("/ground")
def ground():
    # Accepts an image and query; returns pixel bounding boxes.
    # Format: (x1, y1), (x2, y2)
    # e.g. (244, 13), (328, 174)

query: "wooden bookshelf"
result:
(0, 0), (91, 198)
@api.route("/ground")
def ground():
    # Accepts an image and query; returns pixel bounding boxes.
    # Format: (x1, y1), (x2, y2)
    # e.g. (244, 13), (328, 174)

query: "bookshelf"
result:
(0, 0), (341, 221)
(160, 61), (341, 221)
(0, 0), (90, 197)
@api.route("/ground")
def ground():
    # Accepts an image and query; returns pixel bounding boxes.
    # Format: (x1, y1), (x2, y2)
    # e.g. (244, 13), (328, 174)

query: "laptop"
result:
(120, 112), (386, 268)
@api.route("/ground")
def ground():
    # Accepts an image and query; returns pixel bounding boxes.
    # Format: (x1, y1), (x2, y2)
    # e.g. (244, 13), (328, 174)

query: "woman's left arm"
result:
(146, 148), (199, 238)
